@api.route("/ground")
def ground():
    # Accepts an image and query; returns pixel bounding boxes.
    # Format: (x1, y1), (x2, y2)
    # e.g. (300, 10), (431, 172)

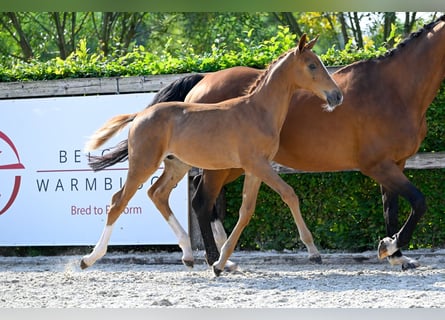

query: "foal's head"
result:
(289, 34), (343, 111)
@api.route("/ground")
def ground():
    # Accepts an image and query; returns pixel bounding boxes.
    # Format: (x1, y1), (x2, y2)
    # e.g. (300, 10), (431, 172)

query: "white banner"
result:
(0, 93), (188, 246)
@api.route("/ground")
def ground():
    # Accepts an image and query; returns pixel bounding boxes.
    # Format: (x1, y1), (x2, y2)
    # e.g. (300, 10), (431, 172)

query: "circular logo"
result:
(0, 131), (25, 215)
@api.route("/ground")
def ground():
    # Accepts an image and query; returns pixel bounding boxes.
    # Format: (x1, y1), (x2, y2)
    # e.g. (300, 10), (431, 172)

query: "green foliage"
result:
(421, 84), (445, 152)
(224, 169), (445, 252)
(320, 39), (387, 66)
(0, 26), (296, 81)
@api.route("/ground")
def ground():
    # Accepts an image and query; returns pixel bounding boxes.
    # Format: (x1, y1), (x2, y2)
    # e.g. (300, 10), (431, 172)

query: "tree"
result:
(348, 12), (364, 48)
(0, 13), (34, 60)
(383, 12), (397, 48)
(271, 12), (303, 37)
(0, 12), (439, 64)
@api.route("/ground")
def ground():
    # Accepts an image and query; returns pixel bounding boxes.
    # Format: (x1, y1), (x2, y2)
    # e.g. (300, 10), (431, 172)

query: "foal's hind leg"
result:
(213, 173), (262, 276)
(80, 162), (158, 269)
(147, 157), (194, 267)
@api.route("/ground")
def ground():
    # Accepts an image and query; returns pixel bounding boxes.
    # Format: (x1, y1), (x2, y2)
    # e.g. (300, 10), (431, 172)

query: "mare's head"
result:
(289, 34), (343, 111)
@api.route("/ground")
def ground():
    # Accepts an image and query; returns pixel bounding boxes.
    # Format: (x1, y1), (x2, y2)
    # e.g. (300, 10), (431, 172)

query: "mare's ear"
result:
(305, 35), (319, 50)
(298, 33), (307, 53)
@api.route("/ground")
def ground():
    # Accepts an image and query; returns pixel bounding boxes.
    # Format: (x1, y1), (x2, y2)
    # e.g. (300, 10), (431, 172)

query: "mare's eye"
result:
(308, 63), (317, 71)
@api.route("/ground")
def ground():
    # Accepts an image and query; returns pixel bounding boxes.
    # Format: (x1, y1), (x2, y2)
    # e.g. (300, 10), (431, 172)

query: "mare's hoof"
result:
(80, 259), (89, 270)
(401, 260), (420, 271)
(182, 259), (194, 268)
(378, 237), (393, 260)
(224, 261), (239, 272)
(309, 255), (322, 264)
(212, 265), (223, 277)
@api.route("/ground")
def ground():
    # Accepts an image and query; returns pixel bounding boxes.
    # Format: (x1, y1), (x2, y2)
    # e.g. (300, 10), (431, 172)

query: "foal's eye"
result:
(308, 63), (317, 71)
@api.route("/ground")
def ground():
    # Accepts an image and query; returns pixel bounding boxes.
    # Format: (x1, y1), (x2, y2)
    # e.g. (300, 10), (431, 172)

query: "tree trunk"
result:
(403, 12), (417, 37)
(337, 12), (349, 49)
(352, 12), (364, 48)
(383, 12), (396, 48)
(3, 12), (34, 60)
(51, 13), (68, 59)
(272, 12), (303, 37)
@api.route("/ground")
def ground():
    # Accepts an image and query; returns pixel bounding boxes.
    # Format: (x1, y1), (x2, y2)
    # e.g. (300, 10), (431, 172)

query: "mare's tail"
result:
(148, 73), (205, 106)
(86, 73), (205, 172)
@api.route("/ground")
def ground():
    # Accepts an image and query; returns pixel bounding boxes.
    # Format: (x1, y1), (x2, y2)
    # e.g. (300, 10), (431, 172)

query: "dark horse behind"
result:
(95, 16), (445, 270)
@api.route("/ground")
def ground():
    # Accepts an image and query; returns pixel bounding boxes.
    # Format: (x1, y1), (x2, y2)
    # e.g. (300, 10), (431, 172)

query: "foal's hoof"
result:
(182, 259), (194, 269)
(212, 265), (223, 277)
(309, 254), (322, 264)
(80, 259), (89, 270)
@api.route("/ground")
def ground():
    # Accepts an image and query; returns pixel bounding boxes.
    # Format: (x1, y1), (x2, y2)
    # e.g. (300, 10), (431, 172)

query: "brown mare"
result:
(127, 15), (444, 271)
(184, 15), (445, 270)
(80, 35), (343, 275)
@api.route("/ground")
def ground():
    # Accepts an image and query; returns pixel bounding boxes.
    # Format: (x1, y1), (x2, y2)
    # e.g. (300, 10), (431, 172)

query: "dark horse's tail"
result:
(86, 73), (205, 171)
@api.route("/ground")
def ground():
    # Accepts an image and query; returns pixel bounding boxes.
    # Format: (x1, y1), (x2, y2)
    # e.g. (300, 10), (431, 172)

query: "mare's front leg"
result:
(148, 157), (194, 267)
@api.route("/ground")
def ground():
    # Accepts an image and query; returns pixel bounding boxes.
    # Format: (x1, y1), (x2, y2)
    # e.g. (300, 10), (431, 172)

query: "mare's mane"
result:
(336, 15), (445, 73)
(376, 15), (445, 61)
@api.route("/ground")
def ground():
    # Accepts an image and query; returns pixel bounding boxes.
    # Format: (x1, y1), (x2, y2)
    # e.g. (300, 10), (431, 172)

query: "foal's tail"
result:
(85, 113), (136, 152)
(85, 113), (136, 171)
(85, 73), (205, 172)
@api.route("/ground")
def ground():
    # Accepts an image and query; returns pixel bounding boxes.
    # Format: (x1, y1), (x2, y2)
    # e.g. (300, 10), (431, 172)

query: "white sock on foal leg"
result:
(211, 220), (237, 271)
(81, 224), (114, 269)
(167, 215), (194, 267)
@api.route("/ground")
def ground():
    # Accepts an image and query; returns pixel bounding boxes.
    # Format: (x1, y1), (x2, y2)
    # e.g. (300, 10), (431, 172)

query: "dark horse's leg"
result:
(191, 169), (243, 266)
(366, 161), (426, 269)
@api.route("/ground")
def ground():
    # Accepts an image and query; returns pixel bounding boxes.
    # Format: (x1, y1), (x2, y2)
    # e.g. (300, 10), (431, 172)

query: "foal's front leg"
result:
(81, 169), (149, 269)
(245, 160), (322, 265)
(254, 163), (321, 264)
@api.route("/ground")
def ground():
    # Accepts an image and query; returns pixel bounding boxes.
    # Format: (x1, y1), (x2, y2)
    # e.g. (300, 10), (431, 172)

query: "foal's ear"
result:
(298, 33), (308, 53)
(305, 35), (319, 50)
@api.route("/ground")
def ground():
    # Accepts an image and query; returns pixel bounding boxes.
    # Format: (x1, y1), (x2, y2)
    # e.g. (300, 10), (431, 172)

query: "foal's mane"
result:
(245, 47), (296, 95)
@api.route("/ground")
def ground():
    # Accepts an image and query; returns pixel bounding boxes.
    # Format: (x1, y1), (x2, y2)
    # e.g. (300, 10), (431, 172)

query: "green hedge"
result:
(224, 169), (445, 252)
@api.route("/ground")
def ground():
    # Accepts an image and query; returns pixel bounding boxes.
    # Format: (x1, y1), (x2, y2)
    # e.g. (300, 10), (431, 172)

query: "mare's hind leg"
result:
(192, 169), (241, 271)
(380, 185), (419, 269)
(364, 160), (425, 269)
(147, 157), (194, 267)
(80, 162), (159, 269)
